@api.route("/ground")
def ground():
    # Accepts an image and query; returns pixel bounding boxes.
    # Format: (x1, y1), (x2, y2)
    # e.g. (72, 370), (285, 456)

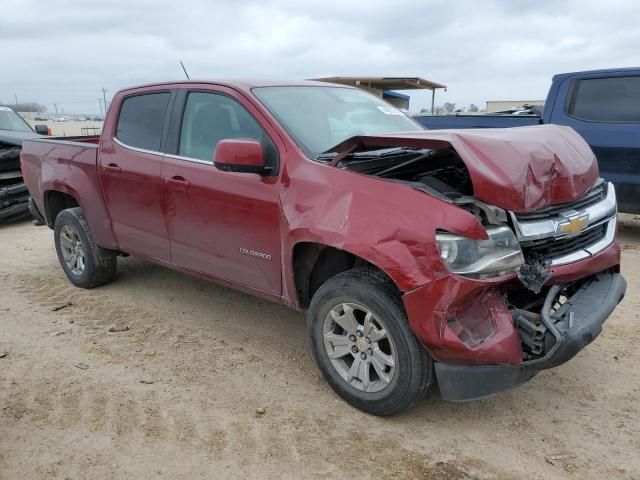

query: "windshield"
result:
(253, 86), (424, 158)
(0, 107), (33, 132)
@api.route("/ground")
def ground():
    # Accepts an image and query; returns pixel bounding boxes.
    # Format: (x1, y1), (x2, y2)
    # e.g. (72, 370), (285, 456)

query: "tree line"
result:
(0, 101), (47, 112)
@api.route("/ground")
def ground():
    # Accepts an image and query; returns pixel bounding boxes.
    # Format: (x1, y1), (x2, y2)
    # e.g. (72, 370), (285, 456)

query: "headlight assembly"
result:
(436, 226), (524, 279)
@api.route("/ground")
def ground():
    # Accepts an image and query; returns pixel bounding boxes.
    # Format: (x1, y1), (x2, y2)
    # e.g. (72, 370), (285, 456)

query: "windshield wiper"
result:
(350, 147), (416, 158)
(373, 149), (435, 177)
(317, 147), (412, 162)
(315, 152), (338, 162)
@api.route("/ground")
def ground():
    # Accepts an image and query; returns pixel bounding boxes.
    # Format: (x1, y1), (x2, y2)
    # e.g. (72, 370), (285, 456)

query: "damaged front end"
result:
(0, 143), (30, 221)
(435, 271), (626, 401)
(404, 178), (625, 400)
(326, 126), (626, 401)
(410, 177), (624, 400)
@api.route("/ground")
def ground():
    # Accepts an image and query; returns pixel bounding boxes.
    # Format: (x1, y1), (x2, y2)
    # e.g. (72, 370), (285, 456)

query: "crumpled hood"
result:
(330, 124), (599, 212)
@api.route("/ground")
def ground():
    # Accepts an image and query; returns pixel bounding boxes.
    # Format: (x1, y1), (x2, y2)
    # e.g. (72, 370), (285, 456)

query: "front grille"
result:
(521, 222), (607, 259)
(515, 183), (606, 221)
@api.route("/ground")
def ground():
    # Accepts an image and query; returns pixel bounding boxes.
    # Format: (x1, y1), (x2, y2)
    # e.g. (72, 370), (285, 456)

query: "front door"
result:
(99, 91), (172, 261)
(162, 89), (282, 295)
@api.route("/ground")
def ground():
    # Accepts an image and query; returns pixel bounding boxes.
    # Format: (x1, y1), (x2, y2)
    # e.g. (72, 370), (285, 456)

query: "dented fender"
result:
(402, 273), (523, 364)
(279, 156), (488, 306)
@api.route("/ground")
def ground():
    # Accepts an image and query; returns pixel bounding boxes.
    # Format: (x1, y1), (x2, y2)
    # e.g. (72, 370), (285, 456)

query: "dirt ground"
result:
(1, 215), (639, 480)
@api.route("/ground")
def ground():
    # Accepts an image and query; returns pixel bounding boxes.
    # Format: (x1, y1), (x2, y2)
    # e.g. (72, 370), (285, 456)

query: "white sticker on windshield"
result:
(0, 106), (12, 111)
(377, 105), (404, 116)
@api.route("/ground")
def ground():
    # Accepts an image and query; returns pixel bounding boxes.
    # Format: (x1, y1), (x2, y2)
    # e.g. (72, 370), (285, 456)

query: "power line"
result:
(102, 88), (109, 112)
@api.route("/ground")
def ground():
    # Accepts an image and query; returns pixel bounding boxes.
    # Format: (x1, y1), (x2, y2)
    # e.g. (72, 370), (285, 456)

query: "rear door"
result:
(162, 87), (283, 295)
(549, 73), (640, 213)
(99, 90), (173, 260)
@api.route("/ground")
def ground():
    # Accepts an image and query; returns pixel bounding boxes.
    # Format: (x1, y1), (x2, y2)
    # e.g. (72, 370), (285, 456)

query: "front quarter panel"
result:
(280, 154), (487, 303)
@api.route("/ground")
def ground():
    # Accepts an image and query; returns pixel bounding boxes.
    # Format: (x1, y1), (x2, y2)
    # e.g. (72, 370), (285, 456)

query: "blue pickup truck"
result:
(414, 68), (640, 213)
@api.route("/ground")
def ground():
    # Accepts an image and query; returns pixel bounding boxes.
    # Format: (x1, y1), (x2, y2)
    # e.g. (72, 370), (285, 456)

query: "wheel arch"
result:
(291, 241), (401, 309)
(39, 180), (118, 249)
(43, 189), (80, 227)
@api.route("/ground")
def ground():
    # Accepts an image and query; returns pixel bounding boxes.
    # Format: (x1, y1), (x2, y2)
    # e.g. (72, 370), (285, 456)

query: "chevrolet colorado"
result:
(21, 80), (626, 415)
(414, 68), (640, 214)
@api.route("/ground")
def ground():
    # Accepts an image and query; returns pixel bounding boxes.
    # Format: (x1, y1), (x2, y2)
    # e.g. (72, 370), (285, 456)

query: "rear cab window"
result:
(567, 76), (640, 123)
(116, 92), (171, 151)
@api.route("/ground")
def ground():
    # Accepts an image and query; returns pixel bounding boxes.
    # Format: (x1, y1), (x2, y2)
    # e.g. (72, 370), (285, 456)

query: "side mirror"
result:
(213, 138), (270, 174)
(34, 124), (50, 136)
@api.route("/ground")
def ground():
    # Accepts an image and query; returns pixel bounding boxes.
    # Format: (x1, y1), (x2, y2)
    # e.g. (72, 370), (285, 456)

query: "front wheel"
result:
(54, 207), (117, 288)
(308, 267), (433, 415)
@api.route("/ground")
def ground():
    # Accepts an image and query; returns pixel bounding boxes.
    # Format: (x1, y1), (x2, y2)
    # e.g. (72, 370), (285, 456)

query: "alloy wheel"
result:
(323, 302), (397, 393)
(59, 225), (86, 276)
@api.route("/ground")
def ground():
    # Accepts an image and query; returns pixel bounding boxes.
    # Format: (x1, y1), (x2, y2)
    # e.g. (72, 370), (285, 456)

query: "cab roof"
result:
(118, 79), (352, 95)
(552, 66), (640, 81)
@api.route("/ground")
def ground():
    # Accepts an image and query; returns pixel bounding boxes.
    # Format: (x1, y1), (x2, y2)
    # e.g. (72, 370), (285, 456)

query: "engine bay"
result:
(327, 147), (474, 201)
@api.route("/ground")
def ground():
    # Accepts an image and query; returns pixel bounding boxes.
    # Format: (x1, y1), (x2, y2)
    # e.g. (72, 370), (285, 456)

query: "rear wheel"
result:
(308, 267), (433, 415)
(54, 207), (117, 288)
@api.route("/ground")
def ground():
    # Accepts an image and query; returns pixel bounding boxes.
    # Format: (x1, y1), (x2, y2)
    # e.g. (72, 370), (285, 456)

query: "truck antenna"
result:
(180, 61), (190, 80)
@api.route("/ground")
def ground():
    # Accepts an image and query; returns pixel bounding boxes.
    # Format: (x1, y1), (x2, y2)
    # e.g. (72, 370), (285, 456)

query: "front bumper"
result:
(435, 270), (626, 401)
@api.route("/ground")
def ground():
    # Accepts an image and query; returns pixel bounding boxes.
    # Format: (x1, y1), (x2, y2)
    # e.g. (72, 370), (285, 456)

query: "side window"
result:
(567, 76), (640, 123)
(116, 92), (171, 151)
(178, 92), (278, 168)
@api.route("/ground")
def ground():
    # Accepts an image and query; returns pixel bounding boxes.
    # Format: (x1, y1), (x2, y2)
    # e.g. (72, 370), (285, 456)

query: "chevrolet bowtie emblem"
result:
(557, 213), (589, 236)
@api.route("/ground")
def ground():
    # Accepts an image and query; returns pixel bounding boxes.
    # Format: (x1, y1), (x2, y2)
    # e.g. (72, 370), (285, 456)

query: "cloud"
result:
(1, 0), (638, 113)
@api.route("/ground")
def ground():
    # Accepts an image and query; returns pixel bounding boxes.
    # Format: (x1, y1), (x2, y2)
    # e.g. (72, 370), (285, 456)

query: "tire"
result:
(308, 267), (433, 416)
(54, 207), (117, 288)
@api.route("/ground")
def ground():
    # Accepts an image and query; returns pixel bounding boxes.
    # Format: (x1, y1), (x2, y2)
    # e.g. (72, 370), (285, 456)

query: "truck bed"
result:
(40, 135), (101, 144)
(20, 135), (116, 247)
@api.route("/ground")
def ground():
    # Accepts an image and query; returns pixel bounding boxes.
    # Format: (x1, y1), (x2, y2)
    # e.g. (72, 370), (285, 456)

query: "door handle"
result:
(103, 163), (121, 174)
(165, 176), (191, 189)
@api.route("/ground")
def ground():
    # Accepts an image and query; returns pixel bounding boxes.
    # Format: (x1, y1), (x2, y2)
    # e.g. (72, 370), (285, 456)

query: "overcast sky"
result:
(2, 0), (639, 114)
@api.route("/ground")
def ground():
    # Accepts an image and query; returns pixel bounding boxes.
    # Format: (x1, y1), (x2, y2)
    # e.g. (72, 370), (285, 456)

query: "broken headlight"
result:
(436, 226), (524, 279)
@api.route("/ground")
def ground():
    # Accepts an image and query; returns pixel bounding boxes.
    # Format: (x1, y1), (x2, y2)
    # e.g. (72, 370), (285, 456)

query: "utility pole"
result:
(102, 88), (108, 113)
(53, 103), (58, 114)
(14, 94), (18, 107)
(98, 99), (103, 116)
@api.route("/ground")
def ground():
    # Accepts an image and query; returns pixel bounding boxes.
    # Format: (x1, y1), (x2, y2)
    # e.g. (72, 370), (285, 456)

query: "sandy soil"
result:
(1, 215), (639, 479)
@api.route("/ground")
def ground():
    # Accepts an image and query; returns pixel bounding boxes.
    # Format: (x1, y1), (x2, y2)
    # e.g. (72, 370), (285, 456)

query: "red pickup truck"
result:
(21, 80), (626, 415)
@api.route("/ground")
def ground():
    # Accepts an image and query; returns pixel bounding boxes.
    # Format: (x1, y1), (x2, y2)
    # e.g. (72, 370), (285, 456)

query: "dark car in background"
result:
(0, 106), (49, 221)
